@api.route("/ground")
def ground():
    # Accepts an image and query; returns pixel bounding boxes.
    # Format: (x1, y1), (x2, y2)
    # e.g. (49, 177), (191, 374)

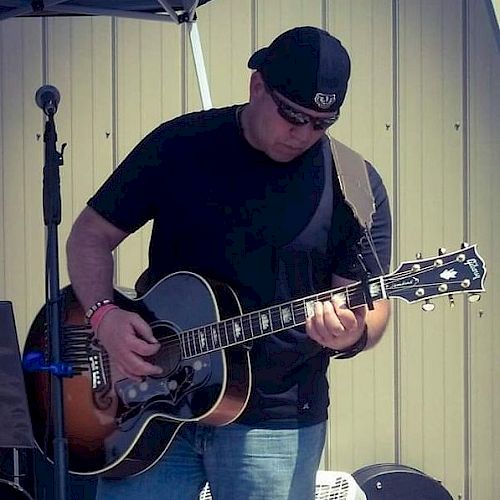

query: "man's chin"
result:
(268, 146), (302, 163)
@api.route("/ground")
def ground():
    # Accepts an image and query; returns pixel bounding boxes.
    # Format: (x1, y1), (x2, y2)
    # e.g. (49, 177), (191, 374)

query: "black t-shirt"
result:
(88, 105), (392, 426)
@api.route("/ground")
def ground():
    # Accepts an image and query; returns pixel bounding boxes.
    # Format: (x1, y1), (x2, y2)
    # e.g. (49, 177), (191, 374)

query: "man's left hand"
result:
(306, 299), (367, 351)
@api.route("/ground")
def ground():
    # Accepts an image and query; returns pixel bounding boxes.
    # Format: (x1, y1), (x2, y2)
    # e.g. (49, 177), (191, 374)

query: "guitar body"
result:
(23, 272), (251, 478)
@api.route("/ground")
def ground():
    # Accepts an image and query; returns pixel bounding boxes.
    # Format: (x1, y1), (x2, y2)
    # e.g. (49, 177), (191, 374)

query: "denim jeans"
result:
(96, 421), (326, 500)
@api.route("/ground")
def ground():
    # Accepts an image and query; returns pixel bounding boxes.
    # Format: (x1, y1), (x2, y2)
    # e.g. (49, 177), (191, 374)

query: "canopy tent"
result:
(0, 1), (212, 22)
(0, 0), (215, 107)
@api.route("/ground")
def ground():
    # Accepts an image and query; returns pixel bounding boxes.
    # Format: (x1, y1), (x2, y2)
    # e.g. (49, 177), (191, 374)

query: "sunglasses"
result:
(265, 83), (339, 131)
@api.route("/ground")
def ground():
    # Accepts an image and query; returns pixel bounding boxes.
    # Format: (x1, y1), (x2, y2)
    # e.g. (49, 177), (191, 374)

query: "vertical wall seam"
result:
(321, 0), (327, 30)
(0, 23), (4, 296)
(22, 21), (28, 329)
(392, 0), (401, 464)
(251, 0), (257, 55)
(69, 21), (74, 219)
(42, 18), (48, 83)
(90, 20), (95, 201)
(111, 17), (119, 282)
(462, 1), (471, 498)
(182, 23), (187, 114)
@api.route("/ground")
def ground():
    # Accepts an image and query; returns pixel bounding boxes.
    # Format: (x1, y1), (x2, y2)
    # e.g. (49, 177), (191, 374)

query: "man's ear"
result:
(249, 71), (266, 101)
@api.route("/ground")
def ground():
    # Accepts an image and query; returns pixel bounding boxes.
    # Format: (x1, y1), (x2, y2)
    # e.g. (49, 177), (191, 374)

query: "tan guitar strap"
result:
(327, 136), (375, 232)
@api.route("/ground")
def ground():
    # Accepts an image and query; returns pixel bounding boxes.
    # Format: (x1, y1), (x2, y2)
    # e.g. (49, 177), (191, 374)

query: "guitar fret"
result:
(239, 315), (250, 341)
(291, 302), (303, 326)
(330, 291), (347, 307)
(250, 313), (261, 337)
(202, 326), (213, 351)
(214, 325), (221, 347)
(206, 325), (216, 349)
(280, 304), (294, 328)
(247, 313), (255, 338)
(232, 317), (243, 342)
(270, 306), (283, 331)
(199, 328), (208, 352)
(216, 323), (225, 347)
(181, 332), (189, 357)
(188, 330), (196, 356)
(222, 321), (229, 346)
(305, 299), (315, 320)
(224, 321), (233, 344)
(193, 329), (202, 355)
(259, 309), (272, 333)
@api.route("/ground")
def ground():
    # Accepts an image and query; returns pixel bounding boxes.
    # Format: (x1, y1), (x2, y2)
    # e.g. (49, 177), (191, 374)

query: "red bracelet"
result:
(89, 304), (119, 333)
(85, 299), (113, 322)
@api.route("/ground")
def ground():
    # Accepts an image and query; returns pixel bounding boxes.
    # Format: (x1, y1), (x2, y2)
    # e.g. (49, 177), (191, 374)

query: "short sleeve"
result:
(88, 123), (168, 233)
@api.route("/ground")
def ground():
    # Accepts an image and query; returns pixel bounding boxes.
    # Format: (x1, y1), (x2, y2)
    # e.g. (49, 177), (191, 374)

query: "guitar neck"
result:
(180, 277), (385, 358)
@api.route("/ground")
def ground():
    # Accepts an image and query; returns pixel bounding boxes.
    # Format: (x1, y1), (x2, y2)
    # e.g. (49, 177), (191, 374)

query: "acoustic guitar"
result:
(23, 245), (486, 478)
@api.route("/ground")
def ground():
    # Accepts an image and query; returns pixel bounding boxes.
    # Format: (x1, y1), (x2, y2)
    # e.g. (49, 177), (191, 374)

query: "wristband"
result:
(85, 299), (114, 323)
(89, 303), (119, 333)
(330, 324), (368, 360)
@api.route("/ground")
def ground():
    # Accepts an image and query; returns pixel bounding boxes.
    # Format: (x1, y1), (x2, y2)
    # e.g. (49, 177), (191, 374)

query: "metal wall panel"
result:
(0, 19), (44, 343)
(256, 0), (323, 43)
(468, 1), (500, 498)
(397, 1), (466, 496)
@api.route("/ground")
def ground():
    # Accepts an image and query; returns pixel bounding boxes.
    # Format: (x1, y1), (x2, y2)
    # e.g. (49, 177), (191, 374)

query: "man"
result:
(67, 26), (391, 500)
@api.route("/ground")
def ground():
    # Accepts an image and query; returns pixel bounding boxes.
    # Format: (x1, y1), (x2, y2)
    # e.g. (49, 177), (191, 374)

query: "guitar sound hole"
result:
(147, 323), (182, 378)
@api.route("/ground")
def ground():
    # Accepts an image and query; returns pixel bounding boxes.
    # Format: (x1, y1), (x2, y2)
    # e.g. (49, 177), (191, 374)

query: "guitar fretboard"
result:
(180, 277), (385, 358)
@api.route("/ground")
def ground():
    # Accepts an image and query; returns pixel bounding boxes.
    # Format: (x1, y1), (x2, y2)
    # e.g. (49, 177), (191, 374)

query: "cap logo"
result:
(314, 93), (336, 109)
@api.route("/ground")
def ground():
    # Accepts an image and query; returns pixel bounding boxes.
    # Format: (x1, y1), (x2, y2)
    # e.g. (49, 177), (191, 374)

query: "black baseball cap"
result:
(248, 26), (351, 114)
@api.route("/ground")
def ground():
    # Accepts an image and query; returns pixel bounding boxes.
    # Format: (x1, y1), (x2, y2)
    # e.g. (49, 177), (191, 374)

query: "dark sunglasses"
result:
(265, 83), (339, 130)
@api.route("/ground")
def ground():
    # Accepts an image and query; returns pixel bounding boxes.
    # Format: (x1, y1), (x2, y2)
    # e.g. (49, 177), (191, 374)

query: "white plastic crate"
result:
(199, 470), (366, 500)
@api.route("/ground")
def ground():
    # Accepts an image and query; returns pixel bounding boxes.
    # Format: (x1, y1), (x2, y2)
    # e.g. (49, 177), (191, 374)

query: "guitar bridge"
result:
(89, 351), (107, 390)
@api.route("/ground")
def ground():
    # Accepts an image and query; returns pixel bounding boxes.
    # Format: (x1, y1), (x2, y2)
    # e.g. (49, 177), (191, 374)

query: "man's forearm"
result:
(66, 207), (128, 312)
(364, 299), (391, 349)
(67, 231), (116, 312)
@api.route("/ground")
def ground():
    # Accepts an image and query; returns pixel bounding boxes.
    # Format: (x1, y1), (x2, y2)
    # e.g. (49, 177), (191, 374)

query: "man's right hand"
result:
(95, 308), (163, 380)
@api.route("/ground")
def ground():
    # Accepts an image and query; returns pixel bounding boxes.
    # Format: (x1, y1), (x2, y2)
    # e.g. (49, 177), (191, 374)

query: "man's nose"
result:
(289, 122), (315, 142)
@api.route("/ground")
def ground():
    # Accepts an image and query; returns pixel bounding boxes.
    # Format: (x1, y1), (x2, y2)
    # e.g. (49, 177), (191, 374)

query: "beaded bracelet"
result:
(84, 299), (114, 323)
(90, 303), (119, 333)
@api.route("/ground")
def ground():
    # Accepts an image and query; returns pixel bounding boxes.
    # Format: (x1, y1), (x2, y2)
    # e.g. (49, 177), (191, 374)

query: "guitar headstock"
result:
(384, 244), (486, 307)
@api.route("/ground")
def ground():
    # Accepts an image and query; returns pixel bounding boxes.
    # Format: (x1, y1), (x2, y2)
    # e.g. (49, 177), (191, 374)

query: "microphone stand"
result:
(41, 107), (70, 500)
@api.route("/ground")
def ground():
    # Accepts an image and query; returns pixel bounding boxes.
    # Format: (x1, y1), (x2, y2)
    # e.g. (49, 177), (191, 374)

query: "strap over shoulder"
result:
(327, 135), (375, 231)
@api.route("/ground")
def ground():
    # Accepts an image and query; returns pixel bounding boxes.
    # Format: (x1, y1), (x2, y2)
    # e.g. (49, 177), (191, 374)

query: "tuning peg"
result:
(422, 299), (435, 312)
(438, 247), (446, 256)
(415, 252), (423, 259)
(467, 293), (481, 303)
(448, 294), (455, 308)
(461, 242), (469, 249)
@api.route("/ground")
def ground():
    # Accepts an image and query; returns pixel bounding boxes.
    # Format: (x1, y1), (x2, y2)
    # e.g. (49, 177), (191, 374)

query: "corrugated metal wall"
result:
(0, 0), (498, 498)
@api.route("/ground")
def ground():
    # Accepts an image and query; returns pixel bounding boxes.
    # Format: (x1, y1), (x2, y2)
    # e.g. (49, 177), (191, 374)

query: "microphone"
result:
(35, 84), (60, 115)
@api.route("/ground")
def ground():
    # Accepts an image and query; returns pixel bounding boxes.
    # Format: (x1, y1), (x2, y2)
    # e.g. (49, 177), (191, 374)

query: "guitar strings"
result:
(62, 260), (471, 365)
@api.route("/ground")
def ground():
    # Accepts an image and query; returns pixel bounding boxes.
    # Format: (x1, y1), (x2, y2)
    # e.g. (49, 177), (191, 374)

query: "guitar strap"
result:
(326, 135), (375, 232)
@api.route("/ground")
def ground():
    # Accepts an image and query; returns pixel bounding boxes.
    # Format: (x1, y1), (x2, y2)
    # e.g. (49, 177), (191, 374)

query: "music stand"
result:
(0, 301), (34, 449)
(0, 301), (34, 496)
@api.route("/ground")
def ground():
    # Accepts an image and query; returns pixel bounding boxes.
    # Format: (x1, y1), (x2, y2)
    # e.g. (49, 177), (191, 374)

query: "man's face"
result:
(248, 72), (339, 163)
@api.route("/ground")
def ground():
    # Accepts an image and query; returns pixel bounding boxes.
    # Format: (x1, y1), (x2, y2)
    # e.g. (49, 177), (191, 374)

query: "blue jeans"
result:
(96, 421), (326, 500)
